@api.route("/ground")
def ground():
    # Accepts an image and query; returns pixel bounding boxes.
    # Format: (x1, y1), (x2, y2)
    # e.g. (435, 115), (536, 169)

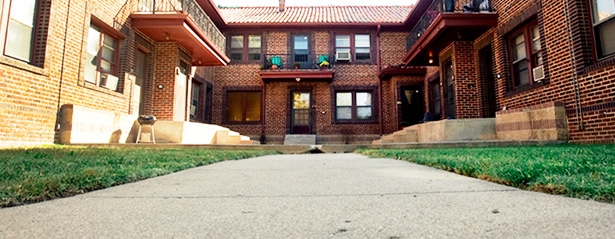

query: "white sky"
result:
(213, 0), (416, 7)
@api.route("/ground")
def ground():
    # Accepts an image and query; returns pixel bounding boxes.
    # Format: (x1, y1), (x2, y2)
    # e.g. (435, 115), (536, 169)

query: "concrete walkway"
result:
(1, 154), (614, 238)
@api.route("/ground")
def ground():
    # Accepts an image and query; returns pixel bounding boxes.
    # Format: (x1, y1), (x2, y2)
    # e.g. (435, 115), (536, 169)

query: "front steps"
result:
(373, 119), (496, 144)
(284, 134), (316, 145)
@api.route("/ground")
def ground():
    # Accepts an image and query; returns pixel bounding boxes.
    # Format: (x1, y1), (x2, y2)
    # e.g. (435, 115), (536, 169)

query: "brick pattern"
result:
(487, 0), (615, 142)
(451, 41), (481, 118)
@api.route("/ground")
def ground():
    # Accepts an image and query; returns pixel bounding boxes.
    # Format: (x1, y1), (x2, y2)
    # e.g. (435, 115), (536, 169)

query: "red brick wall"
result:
(151, 43), (181, 120)
(451, 41), (481, 118)
(212, 30), (410, 141)
(489, 0), (615, 142)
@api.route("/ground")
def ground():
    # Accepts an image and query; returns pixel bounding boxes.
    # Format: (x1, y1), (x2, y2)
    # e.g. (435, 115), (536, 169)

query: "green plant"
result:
(293, 62), (301, 68)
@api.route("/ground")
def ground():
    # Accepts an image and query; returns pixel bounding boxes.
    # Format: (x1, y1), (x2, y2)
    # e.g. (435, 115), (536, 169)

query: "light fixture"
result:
(428, 59), (434, 64)
(295, 77), (301, 82)
(165, 32), (170, 40)
(157, 84), (164, 89)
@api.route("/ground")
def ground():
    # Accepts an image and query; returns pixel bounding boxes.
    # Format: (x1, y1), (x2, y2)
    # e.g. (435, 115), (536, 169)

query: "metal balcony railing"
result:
(136, 0), (226, 54)
(262, 54), (333, 70)
(405, 0), (494, 52)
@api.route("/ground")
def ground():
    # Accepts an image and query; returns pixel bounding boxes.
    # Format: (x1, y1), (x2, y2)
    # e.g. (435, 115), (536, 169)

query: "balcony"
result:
(259, 54), (335, 83)
(131, 0), (229, 66)
(402, 0), (498, 66)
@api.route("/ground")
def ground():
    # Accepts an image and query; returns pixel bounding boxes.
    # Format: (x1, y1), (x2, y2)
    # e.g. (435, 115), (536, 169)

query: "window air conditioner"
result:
(532, 65), (545, 82)
(101, 74), (119, 91)
(335, 50), (351, 61)
(190, 105), (197, 116)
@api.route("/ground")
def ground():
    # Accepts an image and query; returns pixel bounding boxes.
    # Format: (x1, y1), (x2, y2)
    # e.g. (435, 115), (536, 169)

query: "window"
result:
(591, 0), (615, 58)
(229, 34), (261, 61)
(227, 91), (261, 123)
(0, 0), (37, 62)
(335, 33), (371, 62)
(335, 91), (373, 122)
(509, 22), (543, 88)
(85, 23), (120, 89)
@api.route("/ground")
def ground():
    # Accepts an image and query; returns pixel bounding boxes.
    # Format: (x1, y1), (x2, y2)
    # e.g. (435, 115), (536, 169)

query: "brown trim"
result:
(90, 15), (126, 39)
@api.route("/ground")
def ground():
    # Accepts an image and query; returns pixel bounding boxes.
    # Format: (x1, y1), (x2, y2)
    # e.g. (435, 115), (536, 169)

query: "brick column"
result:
(452, 41), (481, 118)
(151, 42), (180, 120)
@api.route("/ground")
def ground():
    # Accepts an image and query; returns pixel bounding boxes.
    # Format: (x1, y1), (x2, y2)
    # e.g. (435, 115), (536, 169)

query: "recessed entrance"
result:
(399, 86), (425, 126)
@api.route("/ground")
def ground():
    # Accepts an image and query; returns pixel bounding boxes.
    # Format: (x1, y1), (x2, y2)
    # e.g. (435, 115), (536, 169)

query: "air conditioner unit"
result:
(532, 65), (545, 82)
(335, 50), (351, 61)
(101, 74), (119, 91)
(190, 105), (197, 116)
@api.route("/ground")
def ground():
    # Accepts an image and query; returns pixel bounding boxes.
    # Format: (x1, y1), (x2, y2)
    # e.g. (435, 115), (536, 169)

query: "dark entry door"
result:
(444, 60), (456, 119)
(399, 86), (424, 126)
(291, 92), (311, 134)
(479, 46), (496, 117)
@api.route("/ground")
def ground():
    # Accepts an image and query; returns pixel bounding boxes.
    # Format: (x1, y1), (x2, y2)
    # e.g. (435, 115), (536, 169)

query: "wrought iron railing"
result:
(406, 0), (494, 52)
(135, 0), (226, 54)
(262, 54), (333, 70)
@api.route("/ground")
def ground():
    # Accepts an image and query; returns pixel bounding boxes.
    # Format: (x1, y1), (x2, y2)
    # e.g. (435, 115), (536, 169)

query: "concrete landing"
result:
(284, 134), (316, 145)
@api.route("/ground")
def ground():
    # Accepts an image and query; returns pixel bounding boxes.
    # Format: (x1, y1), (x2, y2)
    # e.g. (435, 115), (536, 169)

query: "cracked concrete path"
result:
(1, 153), (614, 238)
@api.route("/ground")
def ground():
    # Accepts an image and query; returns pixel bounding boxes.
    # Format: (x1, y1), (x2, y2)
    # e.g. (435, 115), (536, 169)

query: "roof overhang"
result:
(403, 13), (498, 66)
(378, 66), (427, 80)
(225, 22), (406, 31)
(260, 70), (335, 83)
(130, 13), (230, 66)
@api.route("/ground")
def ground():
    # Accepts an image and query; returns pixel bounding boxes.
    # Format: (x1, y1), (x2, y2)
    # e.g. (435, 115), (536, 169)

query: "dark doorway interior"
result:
(479, 45), (497, 117)
(399, 86), (425, 127)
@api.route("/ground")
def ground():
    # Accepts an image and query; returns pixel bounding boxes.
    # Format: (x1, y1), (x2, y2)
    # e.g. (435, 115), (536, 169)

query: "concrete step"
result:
(392, 128), (418, 143)
(284, 134), (316, 145)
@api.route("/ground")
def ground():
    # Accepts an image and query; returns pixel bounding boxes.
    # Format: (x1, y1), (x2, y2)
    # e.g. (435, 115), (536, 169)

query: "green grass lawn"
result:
(357, 145), (615, 203)
(0, 146), (279, 207)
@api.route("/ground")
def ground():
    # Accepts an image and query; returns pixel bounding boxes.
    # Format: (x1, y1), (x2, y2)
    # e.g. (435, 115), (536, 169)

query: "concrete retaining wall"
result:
(496, 102), (568, 141)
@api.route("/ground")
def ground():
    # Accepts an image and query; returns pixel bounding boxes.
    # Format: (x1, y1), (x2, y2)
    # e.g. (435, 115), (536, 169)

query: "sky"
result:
(213, 0), (417, 7)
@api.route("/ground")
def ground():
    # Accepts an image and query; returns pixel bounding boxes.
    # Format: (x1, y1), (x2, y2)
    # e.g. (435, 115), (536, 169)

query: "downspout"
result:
(56, 0), (73, 131)
(563, 0), (583, 130)
(377, 24), (383, 135)
(261, 81), (266, 144)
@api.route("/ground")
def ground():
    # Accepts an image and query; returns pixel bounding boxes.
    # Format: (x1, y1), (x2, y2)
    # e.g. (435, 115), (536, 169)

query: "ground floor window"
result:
(227, 91), (261, 123)
(335, 91), (373, 122)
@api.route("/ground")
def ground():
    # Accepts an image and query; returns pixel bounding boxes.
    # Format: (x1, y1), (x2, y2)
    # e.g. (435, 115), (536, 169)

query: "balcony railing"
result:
(262, 54), (332, 70)
(406, 0), (494, 51)
(136, 0), (226, 54)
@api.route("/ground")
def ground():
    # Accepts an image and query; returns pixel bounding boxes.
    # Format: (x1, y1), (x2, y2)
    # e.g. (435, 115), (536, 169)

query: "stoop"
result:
(284, 134), (316, 145)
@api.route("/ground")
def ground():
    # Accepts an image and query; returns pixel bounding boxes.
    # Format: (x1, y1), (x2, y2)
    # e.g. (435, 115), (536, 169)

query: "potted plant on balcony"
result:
(319, 60), (329, 70)
(294, 62), (301, 69)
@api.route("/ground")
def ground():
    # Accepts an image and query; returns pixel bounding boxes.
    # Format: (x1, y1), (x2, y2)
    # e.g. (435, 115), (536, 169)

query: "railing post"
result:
(443, 0), (454, 12)
(152, 0), (156, 14)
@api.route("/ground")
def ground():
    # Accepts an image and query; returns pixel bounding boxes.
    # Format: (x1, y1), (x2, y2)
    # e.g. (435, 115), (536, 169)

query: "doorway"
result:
(399, 86), (425, 127)
(443, 60), (456, 119)
(291, 92), (312, 134)
(479, 45), (496, 117)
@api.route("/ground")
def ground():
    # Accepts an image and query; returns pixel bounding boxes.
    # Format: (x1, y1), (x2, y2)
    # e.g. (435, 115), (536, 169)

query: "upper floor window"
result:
(591, 0), (615, 58)
(229, 34), (261, 61)
(335, 34), (371, 62)
(335, 91), (373, 122)
(509, 22), (543, 88)
(85, 23), (120, 90)
(0, 0), (37, 62)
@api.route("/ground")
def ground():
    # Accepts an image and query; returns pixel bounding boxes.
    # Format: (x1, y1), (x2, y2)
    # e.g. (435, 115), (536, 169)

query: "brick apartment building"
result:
(0, 0), (613, 146)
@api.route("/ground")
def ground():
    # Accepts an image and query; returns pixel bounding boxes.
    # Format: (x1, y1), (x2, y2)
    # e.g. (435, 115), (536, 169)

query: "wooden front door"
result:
(291, 92), (312, 134)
